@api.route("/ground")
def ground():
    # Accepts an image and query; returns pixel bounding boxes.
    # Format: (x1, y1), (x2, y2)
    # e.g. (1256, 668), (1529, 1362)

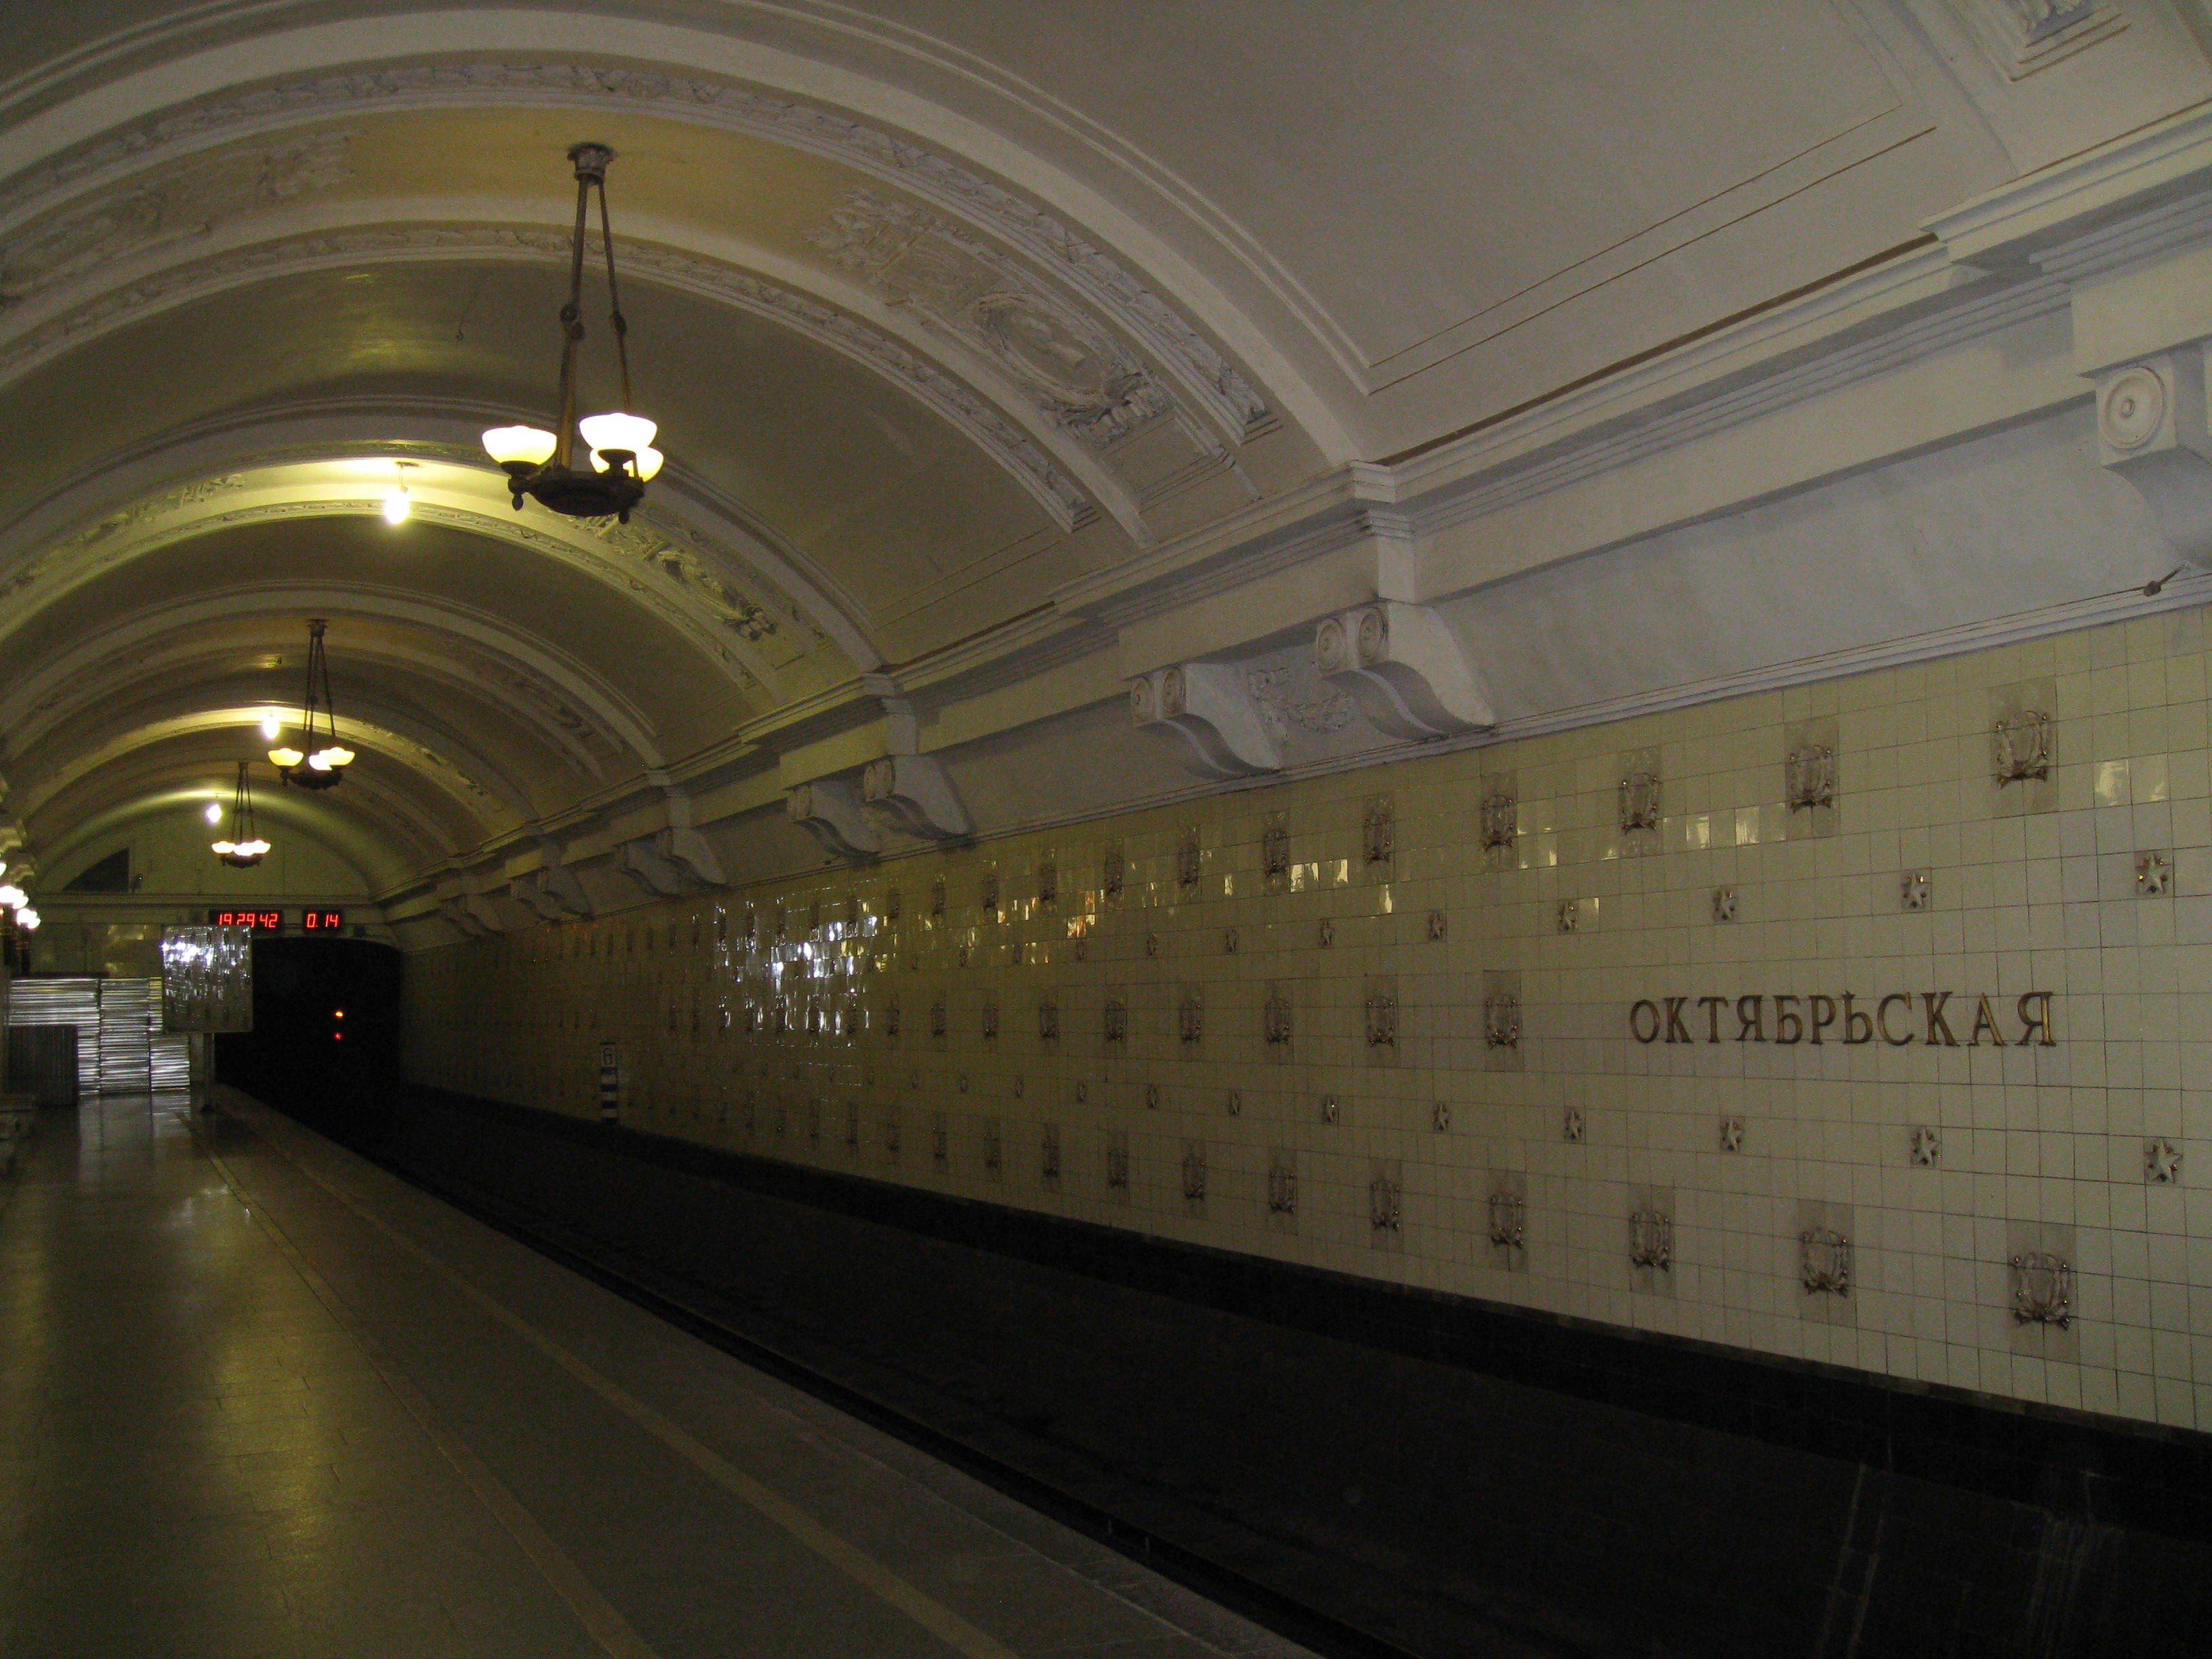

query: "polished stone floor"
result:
(0, 1091), (1316, 1659)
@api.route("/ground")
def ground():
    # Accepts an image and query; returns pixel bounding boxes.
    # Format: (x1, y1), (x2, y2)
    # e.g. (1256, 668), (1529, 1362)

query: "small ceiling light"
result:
(260, 712), (281, 742)
(15, 907), (38, 931)
(205, 801), (224, 825)
(212, 762), (270, 866)
(482, 144), (659, 523)
(0, 884), (23, 908)
(382, 461), (413, 525)
(270, 619), (354, 789)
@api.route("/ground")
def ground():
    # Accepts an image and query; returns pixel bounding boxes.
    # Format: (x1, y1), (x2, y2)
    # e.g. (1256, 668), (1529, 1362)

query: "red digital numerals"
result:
(209, 909), (283, 932)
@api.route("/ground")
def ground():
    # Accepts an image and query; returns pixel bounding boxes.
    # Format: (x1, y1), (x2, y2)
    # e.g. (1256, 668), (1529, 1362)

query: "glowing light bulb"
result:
(306, 752), (332, 771)
(260, 714), (281, 742)
(322, 744), (355, 767)
(16, 908), (37, 930)
(0, 884), (23, 908)
(482, 425), (558, 466)
(382, 485), (411, 525)
(578, 411), (657, 455)
(205, 801), (224, 825)
(210, 840), (236, 857)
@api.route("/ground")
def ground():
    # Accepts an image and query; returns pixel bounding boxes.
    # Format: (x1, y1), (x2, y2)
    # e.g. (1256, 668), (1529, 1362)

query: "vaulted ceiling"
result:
(3, 1), (2205, 918)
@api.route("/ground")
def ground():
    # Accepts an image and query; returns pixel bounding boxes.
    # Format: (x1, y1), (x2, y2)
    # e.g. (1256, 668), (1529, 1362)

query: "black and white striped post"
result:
(598, 1042), (619, 1123)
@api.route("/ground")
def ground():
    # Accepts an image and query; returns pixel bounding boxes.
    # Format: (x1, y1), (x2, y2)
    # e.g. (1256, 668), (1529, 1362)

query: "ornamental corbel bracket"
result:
(1315, 600), (1494, 740)
(787, 777), (882, 860)
(1128, 661), (1282, 779)
(2094, 348), (2212, 566)
(512, 874), (565, 922)
(861, 753), (971, 840)
(615, 836), (689, 896)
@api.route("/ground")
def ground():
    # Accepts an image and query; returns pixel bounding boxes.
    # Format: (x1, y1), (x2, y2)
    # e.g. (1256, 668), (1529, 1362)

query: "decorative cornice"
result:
(1404, 273), (2074, 540)
(1927, 102), (2212, 270)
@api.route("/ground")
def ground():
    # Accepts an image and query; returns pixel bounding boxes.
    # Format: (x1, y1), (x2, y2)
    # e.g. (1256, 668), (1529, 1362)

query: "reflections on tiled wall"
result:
(407, 610), (2212, 1431)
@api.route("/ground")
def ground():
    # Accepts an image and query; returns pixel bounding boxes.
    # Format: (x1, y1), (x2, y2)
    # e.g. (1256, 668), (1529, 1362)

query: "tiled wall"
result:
(406, 607), (2212, 1433)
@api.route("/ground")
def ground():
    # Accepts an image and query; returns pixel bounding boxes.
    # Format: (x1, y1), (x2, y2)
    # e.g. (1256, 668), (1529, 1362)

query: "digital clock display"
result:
(301, 909), (345, 931)
(209, 909), (283, 932)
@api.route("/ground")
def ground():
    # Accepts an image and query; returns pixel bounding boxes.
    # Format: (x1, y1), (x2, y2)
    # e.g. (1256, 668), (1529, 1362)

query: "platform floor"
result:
(0, 1092), (1315, 1659)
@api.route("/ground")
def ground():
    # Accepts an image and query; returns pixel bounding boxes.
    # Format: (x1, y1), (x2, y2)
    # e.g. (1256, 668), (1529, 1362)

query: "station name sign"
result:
(1629, 992), (2055, 1048)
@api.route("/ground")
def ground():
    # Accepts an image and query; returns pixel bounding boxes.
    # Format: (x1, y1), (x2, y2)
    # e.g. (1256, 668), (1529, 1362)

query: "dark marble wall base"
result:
(274, 1081), (2212, 1659)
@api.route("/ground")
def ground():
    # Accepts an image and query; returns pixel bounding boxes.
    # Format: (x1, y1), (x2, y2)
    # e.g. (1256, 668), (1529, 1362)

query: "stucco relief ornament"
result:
(1263, 991), (1293, 1047)
(1618, 770), (1662, 834)
(809, 188), (1172, 449)
(2146, 1136), (2183, 1184)
(1369, 1172), (1403, 1233)
(1364, 993), (1399, 1048)
(0, 130), (354, 310)
(1799, 1229), (1852, 1296)
(1993, 710), (2052, 785)
(1362, 797), (1395, 866)
(1488, 1191), (1525, 1251)
(1267, 1157), (1297, 1215)
(1482, 991), (1521, 1050)
(1179, 994), (1204, 1045)
(1629, 1209), (1674, 1271)
(1261, 819), (1292, 890)
(1176, 827), (1204, 893)
(2009, 1250), (2073, 1327)
(1245, 667), (1355, 743)
(1784, 743), (1836, 813)
(1181, 1145), (1207, 1204)
(1479, 789), (1517, 853)
(2136, 851), (2172, 897)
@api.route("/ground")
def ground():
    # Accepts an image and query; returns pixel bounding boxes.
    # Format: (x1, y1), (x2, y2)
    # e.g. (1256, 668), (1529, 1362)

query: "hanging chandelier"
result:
(267, 618), (354, 789)
(211, 762), (272, 866)
(481, 143), (662, 522)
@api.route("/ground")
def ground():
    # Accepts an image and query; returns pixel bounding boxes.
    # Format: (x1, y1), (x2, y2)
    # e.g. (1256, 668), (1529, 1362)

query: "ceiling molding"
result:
(0, 581), (665, 769)
(0, 396), (866, 678)
(0, 55), (1274, 449)
(0, 480), (769, 697)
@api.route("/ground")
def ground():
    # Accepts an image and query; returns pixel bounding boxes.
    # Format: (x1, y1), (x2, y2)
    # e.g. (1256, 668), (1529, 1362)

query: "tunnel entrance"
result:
(215, 935), (401, 1138)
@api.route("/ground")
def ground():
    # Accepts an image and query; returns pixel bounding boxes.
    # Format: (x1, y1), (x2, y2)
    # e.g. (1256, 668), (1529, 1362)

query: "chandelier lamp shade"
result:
(210, 762), (272, 867)
(268, 618), (354, 789)
(482, 143), (663, 522)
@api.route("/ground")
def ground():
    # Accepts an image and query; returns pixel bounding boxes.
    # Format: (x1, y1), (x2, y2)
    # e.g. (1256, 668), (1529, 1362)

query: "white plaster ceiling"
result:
(1, 0), (2203, 909)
